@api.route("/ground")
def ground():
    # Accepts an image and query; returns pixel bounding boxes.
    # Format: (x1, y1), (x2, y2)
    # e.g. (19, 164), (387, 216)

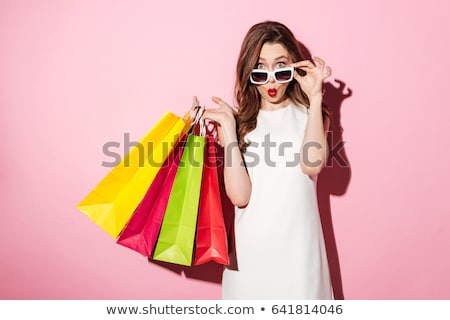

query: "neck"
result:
(260, 98), (291, 111)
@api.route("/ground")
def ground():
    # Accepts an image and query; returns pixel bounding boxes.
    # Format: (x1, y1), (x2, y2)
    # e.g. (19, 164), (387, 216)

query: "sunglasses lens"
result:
(275, 69), (293, 82)
(250, 71), (268, 84)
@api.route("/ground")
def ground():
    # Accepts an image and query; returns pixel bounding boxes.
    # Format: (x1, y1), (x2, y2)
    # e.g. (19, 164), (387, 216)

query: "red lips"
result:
(268, 88), (277, 97)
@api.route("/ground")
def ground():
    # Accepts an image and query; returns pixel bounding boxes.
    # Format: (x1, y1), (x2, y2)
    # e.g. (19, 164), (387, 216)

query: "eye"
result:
(276, 62), (286, 68)
(256, 63), (266, 70)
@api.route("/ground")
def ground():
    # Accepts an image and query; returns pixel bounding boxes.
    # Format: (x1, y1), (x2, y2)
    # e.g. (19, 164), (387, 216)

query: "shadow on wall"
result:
(298, 41), (353, 300)
(319, 80), (352, 300)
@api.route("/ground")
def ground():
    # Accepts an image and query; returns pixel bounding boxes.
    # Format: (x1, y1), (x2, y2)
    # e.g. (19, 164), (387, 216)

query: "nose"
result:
(268, 74), (276, 83)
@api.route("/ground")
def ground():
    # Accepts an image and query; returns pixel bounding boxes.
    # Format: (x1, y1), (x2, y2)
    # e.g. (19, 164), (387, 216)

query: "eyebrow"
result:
(258, 55), (289, 61)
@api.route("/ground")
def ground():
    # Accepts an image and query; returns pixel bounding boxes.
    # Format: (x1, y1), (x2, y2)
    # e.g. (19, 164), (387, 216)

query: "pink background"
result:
(1, 0), (449, 299)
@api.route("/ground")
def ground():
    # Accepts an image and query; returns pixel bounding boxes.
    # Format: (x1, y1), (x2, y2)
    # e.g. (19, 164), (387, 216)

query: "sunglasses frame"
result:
(249, 66), (294, 85)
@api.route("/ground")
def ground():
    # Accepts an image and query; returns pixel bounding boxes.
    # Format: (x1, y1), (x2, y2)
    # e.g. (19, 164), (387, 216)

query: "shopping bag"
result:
(77, 111), (190, 238)
(116, 133), (188, 256)
(152, 133), (205, 266)
(194, 135), (229, 265)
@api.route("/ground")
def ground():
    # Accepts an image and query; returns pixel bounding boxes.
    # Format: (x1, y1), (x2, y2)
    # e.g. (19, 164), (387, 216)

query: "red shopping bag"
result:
(116, 134), (188, 256)
(194, 135), (229, 265)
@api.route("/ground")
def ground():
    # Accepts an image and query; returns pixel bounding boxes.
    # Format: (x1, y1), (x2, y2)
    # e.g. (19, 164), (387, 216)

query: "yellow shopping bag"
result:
(77, 111), (191, 238)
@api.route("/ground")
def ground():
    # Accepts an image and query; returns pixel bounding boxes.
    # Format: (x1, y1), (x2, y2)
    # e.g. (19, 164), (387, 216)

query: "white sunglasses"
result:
(249, 67), (294, 85)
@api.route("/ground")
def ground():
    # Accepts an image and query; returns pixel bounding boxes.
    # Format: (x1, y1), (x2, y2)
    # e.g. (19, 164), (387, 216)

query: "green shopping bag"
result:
(152, 133), (205, 266)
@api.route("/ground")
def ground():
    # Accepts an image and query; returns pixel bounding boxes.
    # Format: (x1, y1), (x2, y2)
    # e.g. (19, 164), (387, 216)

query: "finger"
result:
(201, 108), (221, 122)
(212, 96), (229, 107)
(202, 110), (230, 130)
(312, 57), (332, 79)
(212, 96), (239, 114)
(291, 60), (315, 69)
(324, 66), (332, 78)
(313, 56), (326, 69)
(313, 57), (325, 73)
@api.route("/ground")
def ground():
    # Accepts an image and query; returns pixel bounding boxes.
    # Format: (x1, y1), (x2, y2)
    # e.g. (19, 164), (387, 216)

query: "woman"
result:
(202, 21), (333, 299)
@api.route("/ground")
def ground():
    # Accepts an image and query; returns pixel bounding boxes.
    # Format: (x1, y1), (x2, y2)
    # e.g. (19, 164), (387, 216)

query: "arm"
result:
(202, 96), (251, 207)
(292, 57), (332, 176)
(301, 95), (329, 176)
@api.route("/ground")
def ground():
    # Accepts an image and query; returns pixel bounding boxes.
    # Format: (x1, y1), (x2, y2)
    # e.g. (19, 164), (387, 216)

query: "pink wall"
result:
(1, 0), (449, 299)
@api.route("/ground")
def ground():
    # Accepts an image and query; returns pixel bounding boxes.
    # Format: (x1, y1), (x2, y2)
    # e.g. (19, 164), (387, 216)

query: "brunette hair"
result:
(235, 21), (330, 152)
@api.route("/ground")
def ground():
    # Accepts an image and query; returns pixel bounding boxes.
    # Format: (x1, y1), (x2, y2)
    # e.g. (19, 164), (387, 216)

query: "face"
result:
(254, 42), (293, 107)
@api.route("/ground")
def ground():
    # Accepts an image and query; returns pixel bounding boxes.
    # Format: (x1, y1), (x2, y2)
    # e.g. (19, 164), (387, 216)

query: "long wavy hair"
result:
(235, 21), (330, 152)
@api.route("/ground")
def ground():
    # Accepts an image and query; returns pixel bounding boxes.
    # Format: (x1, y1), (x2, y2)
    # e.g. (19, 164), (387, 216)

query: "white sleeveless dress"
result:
(222, 103), (333, 300)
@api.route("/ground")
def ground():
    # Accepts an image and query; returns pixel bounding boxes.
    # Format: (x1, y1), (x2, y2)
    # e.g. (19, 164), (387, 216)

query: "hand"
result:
(201, 96), (238, 146)
(291, 56), (332, 100)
